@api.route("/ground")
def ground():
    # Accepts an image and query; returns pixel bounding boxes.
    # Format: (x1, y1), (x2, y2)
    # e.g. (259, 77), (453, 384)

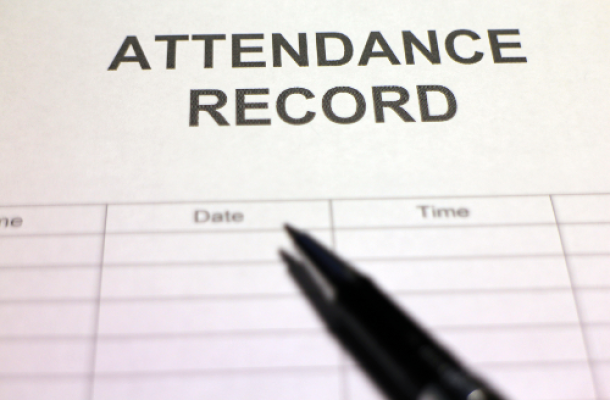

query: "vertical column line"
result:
(328, 200), (337, 249)
(87, 204), (108, 400)
(549, 195), (599, 399)
(328, 200), (348, 400)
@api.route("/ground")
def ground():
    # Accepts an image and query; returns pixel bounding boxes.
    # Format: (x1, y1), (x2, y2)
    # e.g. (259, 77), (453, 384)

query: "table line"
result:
(4, 221), (610, 238)
(2, 321), (609, 341)
(328, 199), (348, 400)
(550, 195), (600, 399)
(3, 191), (610, 208)
(2, 286), (604, 305)
(87, 205), (107, 400)
(0, 366), (341, 380)
(7, 252), (610, 269)
(88, 254), (574, 266)
(0, 359), (604, 381)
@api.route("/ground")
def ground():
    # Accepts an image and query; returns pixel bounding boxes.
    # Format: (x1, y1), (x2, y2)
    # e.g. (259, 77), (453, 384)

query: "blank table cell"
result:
(95, 333), (340, 373)
(560, 225), (610, 254)
(0, 303), (96, 337)
(585, 326), (610, 360)
(97, 297), (321, 335)
(0, 236), (104, 267)
(93, 369), (342, 400)
(593, 362), (610, 399)
(0, 267), (99, 300)
(0, 377), (89, 400)
(577, 290), (610, 323)
(335, 226), (562, 259)
(100, 263), (296, 298)
(568, 256), (610, 287)
(0, 339), (91, 374)
(357, 257), (570, 292)
(103, 231), (332, 264)
(552, 195), (610, 223)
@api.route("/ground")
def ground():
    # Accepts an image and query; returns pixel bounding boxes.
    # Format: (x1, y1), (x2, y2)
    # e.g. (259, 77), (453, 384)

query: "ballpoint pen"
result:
(280, 224), (505, 400)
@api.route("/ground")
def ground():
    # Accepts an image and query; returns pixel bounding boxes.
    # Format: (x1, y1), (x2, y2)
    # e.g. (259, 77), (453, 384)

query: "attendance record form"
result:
(1, 0), (610, 399)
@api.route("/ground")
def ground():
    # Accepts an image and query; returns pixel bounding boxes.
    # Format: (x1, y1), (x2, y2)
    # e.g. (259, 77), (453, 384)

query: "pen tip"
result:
(278, 249), (292, 263)
(279, 249), (305, 272)
(284, 223), (301, 240)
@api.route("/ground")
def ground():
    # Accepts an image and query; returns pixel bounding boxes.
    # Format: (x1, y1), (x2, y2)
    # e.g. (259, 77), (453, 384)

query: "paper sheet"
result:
(1, 1), (610, 399)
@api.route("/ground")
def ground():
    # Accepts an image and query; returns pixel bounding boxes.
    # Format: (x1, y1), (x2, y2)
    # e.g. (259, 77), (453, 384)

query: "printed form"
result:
(1, 1), (610, 399)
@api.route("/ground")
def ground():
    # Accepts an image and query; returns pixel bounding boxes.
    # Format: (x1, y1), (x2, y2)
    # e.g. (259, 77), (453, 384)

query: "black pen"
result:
(280, 224), (505, 400)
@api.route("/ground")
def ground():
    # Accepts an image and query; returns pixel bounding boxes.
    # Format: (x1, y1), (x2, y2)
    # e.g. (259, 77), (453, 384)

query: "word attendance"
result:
(108, 30), (527, 70)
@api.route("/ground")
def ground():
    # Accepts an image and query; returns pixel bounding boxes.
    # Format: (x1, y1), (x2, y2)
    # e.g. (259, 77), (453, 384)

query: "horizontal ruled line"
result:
(5, 286), (610, 304)
(1, 321), (609, 341)
(0, 264), (101, 270)
(0, 359), (607, 380)
(101, 254), (569, 266)
(0, 260), (283, 269)
(0, 254), (564, 269)
(3, 252), (609, 270)
(2, 221), (610, 238)
(0, 227), (328, 238)
(0, 366), (341, 379)
(1, 191), (610, 208)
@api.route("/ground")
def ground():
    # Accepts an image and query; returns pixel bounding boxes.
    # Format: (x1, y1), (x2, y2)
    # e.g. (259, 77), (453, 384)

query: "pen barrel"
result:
(333, 277), (504, 400)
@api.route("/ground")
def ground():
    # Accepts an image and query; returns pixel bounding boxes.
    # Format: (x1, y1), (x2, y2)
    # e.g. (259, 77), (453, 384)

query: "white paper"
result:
(1, 1), (609, 399)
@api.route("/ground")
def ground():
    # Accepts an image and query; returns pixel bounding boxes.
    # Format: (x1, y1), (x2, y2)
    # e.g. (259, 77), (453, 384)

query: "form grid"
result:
(0, 195), (608, 400)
